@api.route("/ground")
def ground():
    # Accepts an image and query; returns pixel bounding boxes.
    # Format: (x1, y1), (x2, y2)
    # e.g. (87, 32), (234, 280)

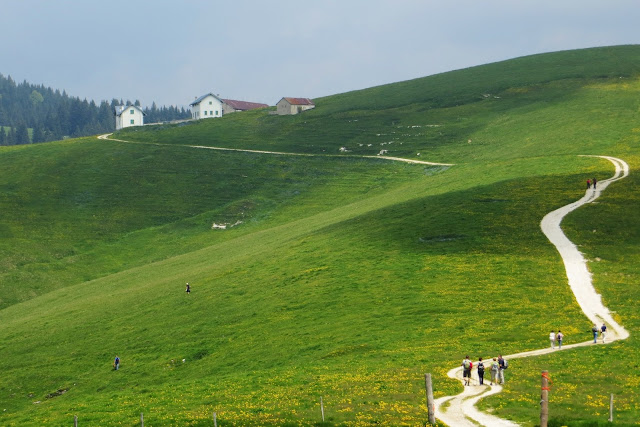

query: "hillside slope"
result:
(1, 46), (639, 426)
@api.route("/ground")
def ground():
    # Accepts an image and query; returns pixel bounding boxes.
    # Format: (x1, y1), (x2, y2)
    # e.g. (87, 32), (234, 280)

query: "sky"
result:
(2, 0), (639, 108)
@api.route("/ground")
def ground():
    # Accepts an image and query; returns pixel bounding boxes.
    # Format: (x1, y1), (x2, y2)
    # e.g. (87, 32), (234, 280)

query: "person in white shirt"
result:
(549, 331), (556, 349)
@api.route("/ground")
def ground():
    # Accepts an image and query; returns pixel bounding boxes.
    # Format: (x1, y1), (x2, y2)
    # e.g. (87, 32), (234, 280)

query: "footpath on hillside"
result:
(97, 133), (454, 166)
(434, 155), (630, 427)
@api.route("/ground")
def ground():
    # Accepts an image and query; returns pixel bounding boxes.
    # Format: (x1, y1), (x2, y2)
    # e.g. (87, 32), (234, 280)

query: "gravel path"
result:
(97, 134), (453, 166)
(434, 156), (630, 426)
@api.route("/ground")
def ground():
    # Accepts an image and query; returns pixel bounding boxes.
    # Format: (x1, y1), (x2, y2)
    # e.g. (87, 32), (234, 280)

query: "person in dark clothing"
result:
(114, 356), (120, 371)
(593, 177), (597, 189)
(185, 282), (191, 295)
(477, 357), (485, 385)
(587, 179), (591, 189)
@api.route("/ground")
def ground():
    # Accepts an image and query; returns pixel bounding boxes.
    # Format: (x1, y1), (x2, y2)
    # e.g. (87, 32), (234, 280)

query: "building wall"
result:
(191, 95), (223, 119)
(222, 101), (237, 115)
(276, 99), (293, 115)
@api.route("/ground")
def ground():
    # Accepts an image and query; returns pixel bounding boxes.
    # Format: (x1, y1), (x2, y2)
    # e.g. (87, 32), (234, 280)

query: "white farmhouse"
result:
(190, 93), (224, 119)
(276, 97), (315, 115)
(115, 105), (145, 130)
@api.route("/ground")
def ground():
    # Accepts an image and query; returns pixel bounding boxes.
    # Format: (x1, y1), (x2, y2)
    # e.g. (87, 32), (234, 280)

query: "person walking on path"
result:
(586, 179), (591, 189)
(601, 323), (607, 343)
(557, 330), (564, 349)
(593, 177), (597, 189)
(490, 358), (499, 385)
(592, 324), (599, 343)
(497, 355), (506, 384)
(477, 357), (485, 385)
(462, 356), (473, 386)
(185, 282), (191, 295)
(549, 330), (556, 349)
(114, 356), (120, 371)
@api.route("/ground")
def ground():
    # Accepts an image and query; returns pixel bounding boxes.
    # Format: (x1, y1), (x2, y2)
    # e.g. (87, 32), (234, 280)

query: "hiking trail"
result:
(433, 155), (629, 426)
(97, 133), (453, 166)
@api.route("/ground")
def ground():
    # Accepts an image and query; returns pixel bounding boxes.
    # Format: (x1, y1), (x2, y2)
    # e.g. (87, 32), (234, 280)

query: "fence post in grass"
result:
(540, 371), (549, 427)
(74, 415), (78, 427)
(213, 411), (218, 427)
(609, 393), (614, 422)
(320, 396), (325, 422)
(425, 373), (436, 425)
(140, 412), (144, 427)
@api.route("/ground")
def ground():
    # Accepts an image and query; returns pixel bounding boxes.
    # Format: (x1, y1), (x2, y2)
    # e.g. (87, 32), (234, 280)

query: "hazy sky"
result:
(2, 0), (638, 108)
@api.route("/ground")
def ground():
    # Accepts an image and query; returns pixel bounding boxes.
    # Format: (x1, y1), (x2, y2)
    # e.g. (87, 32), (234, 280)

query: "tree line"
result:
(0, 73), (190, 146)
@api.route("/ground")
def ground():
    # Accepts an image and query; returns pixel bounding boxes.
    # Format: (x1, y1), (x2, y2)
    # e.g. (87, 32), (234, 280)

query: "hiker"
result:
(549, 330), (556, 349)
(462, 355), (473, 386)
(600, 323), (607, 343)
(477, 357), (485, 385)
(556, 330), (564, 349)
(114, 356), (120, 371)
(185, 282), (191, 295)
(497, 355), (507, 384)
(490, 358), (499, 385)
(586, 179), (591, 189)
(592, 324), (599, 343)
(593, 177), (597, 189)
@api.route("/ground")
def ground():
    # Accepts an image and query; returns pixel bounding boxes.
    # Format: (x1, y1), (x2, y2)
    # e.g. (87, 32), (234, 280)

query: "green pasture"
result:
(1, 46), (640, 425)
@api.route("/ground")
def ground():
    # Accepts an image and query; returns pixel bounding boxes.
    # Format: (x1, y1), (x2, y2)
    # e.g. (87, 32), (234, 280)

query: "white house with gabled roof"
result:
(190, 93), (224, 119)
(115, 105), (145, 130)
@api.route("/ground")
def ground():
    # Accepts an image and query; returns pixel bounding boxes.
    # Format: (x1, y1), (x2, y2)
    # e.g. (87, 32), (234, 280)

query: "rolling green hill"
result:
(1, 45), (639, 426)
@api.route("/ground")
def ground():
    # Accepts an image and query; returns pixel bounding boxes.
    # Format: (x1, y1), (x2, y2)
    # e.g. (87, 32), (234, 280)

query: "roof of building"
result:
(281, 97), (315, 106)
(114, 105), (145, 117)
(222, 99), (269, 111)
(190, 93), (223, 106)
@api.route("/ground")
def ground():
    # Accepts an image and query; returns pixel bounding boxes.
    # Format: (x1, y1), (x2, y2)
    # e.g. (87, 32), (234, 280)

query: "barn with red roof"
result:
(276, 97), (315, 115)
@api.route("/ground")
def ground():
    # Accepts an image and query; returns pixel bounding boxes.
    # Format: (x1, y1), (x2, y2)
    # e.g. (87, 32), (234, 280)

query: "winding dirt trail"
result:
(433, 155), (630, 426)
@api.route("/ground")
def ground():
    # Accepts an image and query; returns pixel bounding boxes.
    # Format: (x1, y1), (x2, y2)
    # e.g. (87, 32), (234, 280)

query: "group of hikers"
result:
(549, 323), (607, 349)
(461, 355), (507, 386)
(586, 177), (597, 189)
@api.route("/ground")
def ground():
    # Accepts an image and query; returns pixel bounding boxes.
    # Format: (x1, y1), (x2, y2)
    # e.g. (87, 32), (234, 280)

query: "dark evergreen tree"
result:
(16, 122), (29, 144)
(32, 125), (45, 143)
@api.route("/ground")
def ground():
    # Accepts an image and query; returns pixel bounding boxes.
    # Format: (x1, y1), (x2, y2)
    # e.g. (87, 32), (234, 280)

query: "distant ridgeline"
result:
(0, 73), (189, 145)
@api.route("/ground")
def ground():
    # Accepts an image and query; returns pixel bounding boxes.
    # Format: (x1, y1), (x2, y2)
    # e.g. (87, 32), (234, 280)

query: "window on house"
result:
(215, 110), (219, 116)
(204, 111), (208, 116)
(210, 111), (213, 116)
(130, 109), (135, 114)
(209, 101), (212, 105)
(130, 119), (135, 124)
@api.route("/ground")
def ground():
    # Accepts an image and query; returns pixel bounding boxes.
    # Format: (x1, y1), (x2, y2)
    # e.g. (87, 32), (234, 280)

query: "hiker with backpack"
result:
(556, 330), (564, 348)
(497, 355), (508, 384)
(490, 358), (499, 385)
(477, 357), (485, 385)
(462, 355), (473, 386)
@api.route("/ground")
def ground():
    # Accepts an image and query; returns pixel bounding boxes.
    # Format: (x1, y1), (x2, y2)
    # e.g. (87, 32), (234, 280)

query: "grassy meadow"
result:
(1, 46), (640, 426)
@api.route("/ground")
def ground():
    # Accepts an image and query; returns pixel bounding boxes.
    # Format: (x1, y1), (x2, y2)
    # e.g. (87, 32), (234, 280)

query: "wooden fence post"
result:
(425, 373), (436, 425)
(609, 393), (614, 422)
(540, 371), (549, 427)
